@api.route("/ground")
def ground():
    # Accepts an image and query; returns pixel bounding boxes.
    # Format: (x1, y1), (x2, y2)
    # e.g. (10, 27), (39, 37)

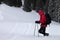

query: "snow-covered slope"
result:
(0, 4), (39, 22)
(0, 4), (60, 40)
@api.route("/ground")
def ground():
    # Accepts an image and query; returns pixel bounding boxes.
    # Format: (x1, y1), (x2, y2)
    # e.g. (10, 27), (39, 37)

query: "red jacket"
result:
(38, 10), (47, 28)
(38, 10), (46, 24)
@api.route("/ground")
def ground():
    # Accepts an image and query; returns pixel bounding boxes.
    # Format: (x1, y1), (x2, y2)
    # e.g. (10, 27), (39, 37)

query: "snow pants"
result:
(39, 23), (47, 34)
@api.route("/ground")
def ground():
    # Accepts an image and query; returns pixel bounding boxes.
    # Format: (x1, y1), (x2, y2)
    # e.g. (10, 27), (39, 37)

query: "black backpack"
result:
(45, 13), (51, 25)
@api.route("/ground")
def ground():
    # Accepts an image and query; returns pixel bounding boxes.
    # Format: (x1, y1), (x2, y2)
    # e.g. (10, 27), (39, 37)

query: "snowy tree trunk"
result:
(3, 0), (22, 7)
(0, 0), (3, 4)
(48, 0), (60, 23)
(23, 0), (32, 12)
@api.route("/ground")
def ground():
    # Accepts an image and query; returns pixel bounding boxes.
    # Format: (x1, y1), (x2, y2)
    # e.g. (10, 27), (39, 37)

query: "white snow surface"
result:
(0, 4), (60, 40)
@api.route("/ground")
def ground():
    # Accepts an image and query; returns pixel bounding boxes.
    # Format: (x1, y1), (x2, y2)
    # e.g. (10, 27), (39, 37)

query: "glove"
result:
(35, 21), (40, 24)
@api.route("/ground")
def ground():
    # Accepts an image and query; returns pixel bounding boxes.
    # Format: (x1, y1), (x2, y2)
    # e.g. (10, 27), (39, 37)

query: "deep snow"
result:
(0, 4), (60, 40)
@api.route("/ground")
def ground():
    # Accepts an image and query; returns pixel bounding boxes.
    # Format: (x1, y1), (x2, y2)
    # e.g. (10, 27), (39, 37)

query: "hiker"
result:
(37, 9), (51, 36)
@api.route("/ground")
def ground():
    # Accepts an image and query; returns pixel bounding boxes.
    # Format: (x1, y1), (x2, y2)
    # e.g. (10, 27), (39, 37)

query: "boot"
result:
(38, 27), (49, 36)
(38, 27), (44, 34)
(43, 33), (49, 36)
(42, 27), (49, 36)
